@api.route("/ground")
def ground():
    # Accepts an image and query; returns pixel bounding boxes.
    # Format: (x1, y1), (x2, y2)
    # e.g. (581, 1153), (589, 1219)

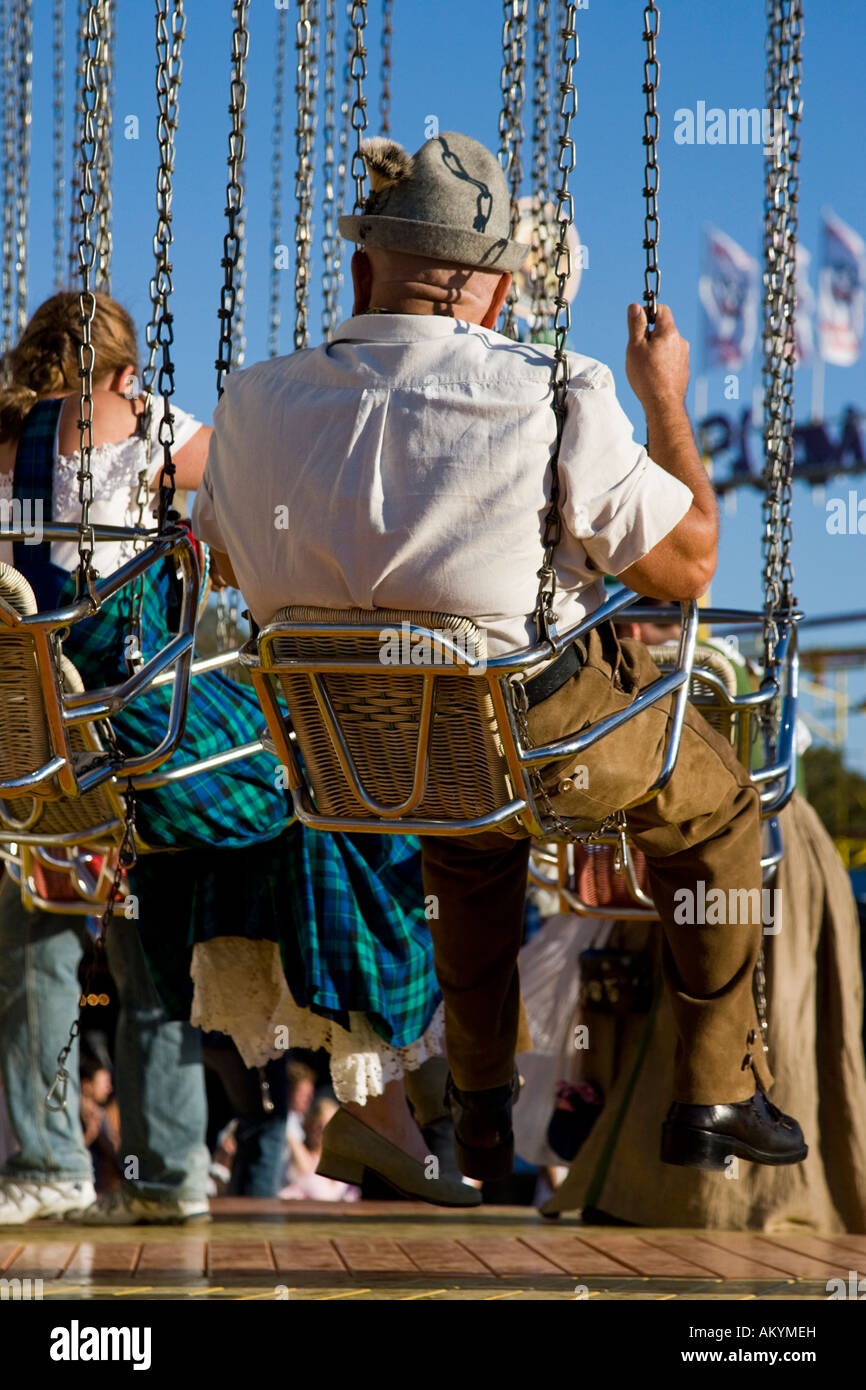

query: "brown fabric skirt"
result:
(536, 793), (866, 1233)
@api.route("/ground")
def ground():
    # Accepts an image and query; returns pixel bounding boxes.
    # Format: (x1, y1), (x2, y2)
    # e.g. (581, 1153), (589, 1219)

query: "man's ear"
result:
(351, 249), (373, 315)
(481, 273), (512, 330)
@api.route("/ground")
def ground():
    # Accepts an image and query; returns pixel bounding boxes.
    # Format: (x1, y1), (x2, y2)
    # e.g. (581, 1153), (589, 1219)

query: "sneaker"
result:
(76, 1188), (211, 1225)
(0, 1177), (97, 1224)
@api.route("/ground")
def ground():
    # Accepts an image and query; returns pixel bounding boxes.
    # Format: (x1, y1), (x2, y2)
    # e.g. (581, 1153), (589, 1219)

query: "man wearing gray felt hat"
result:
(195, 128), (807, 1192)
(338, 130), (530, 273)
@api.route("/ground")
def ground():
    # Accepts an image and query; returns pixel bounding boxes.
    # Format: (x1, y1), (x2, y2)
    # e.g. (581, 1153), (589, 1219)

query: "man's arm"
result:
(210, 548), (239, 590)
(617, 303), (717, 601)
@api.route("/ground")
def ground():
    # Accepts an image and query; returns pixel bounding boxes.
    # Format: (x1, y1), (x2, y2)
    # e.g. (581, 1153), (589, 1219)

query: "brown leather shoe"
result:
(316, 1107), (481, 1207)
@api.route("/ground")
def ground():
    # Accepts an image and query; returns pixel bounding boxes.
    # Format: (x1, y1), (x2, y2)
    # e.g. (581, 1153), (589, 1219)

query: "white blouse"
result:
(0, 402), (202, 577)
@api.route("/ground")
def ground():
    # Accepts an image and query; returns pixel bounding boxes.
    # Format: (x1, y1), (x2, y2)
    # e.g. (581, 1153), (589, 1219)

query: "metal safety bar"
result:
(241, 593), (699, 839)
(0, 525), (199, 798)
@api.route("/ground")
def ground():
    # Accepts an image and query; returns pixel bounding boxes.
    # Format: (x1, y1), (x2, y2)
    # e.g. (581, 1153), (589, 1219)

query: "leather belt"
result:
(522, 639), (586, 710)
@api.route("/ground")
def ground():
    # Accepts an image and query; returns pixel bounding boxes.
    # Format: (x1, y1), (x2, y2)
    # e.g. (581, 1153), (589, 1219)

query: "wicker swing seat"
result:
(241, 589), (700, 840)
(0, 532), (265, 913)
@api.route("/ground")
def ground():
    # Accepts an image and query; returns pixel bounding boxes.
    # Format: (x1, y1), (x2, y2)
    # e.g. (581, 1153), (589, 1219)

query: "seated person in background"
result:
(193, 131), (807, 1182)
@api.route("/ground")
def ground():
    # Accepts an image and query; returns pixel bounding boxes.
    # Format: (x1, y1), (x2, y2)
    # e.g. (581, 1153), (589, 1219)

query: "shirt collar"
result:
(331, 313), (505, 345)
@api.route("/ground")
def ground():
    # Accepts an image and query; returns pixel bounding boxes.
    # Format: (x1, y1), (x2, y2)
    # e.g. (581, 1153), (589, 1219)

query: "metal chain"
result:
(53, 0), (66, 290)
(499, 0), (528, 339)
(506, 3), (589, 850)
(142, 0), (184, 416)
(215, 0), (250, 396)
(761, 0), (801, 681)
(13, 0), (32, 336)
(641, 0), (660, 327)
(319, 0), (340, 340)
(379, 0), (392, 135)
(268, 1), (288, 357)
(531, 0), (576, 646)
(46, 788), (137, 1112)
(74, 0), (102, 601)
(529, 0), (553, 341)
(754, 942), (769, 1050)
(67, 0), (87, 280)
(349, 1), (368, 213)
(325, 6), (354, 334)
(93, 0), (113, 293)
(149, 0), (185, 532)
(1, 0), (17, 353)
(233, 109), (249, 369)
(294, 0), (319, 351)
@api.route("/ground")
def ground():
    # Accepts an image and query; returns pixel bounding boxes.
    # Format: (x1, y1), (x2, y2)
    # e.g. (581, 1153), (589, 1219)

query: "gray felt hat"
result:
(338, 131), (530, 274)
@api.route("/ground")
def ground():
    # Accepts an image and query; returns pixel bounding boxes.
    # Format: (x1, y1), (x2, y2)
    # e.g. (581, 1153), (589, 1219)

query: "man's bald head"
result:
(351, 246), (512, 328)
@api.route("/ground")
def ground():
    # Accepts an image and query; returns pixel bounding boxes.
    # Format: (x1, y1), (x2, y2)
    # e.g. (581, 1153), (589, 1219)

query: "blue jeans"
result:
(0, 874), (209, 1202)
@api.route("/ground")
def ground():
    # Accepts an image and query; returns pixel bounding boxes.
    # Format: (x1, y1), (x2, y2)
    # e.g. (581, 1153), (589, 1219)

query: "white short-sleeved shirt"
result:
(192, 315), (692, 654)
(0, 401), (201, 575)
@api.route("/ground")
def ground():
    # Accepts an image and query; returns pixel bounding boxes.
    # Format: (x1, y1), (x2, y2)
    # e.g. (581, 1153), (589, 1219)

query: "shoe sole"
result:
(660, 1123), (808, 1171)
(453, 1134), (514, 1183)
(317, 1157), (481, 1208)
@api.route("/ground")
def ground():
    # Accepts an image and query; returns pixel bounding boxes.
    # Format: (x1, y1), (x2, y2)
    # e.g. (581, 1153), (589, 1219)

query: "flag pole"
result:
(810, 354), (825, 422)
(694, 374), (708, 421)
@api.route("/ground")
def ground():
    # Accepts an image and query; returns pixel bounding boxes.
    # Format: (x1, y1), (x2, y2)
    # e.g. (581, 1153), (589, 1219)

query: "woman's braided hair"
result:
(0, 291), (139, 442)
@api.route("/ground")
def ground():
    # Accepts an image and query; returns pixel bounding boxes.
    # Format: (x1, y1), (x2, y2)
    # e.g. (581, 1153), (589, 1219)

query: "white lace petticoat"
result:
(189, 937), (446, 1105)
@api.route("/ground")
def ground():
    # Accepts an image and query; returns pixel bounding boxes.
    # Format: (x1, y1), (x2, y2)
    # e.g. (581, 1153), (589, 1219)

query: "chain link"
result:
(53, 0), (66, 290)
(641, 0), (660, 327)
(67, 0), (87, 281)
(379, 0), (392, 135)
(74, 0), (102, 600)
(1, 0), (17, 353)
(268, 2), (288, 358)
(326, 6), (355, 334)
(46, 787), (137, 1112)
(319, 0), (340, 340)
(529, 0), (553, 341)
(349, 1), (368, 213)
(215, 0), (250, 396)
(149, 0), (185, 532)
(761, 0), (801, 683)
(93, 0), (113, 294)
(294, 0), (319, 351)
(531, 0), (576, 648)
(499, 0), (528, 339)
(13, 0), (32, 336)
(142, 0), (184, 415)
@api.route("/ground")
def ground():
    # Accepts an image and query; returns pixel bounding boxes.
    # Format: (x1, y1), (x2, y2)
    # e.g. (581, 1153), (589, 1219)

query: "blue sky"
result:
(22, 0), (866, 768)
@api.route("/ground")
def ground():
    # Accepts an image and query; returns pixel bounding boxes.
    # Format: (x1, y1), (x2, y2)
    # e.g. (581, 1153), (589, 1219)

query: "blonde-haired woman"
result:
(0, 292), (473, 1225)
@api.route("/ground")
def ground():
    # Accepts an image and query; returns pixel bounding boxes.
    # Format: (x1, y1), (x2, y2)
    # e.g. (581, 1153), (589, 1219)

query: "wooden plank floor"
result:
(0, 1198), (857, 1300)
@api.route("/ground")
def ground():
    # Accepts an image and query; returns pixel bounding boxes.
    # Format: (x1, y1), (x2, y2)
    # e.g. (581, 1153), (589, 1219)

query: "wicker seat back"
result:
(270, 606), (516, 822)
(0, 563), (124, 844)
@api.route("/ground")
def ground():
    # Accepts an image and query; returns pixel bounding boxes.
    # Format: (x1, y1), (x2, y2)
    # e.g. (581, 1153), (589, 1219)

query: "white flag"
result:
(818, 209), (866, 367)
(699, 226), (759, 370)
(794, 244), (815, 367)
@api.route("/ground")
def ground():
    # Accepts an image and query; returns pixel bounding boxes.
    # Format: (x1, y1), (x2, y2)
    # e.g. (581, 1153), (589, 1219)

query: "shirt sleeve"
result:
(190, 468), (225, 552)
(558, 364), (694, 576)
